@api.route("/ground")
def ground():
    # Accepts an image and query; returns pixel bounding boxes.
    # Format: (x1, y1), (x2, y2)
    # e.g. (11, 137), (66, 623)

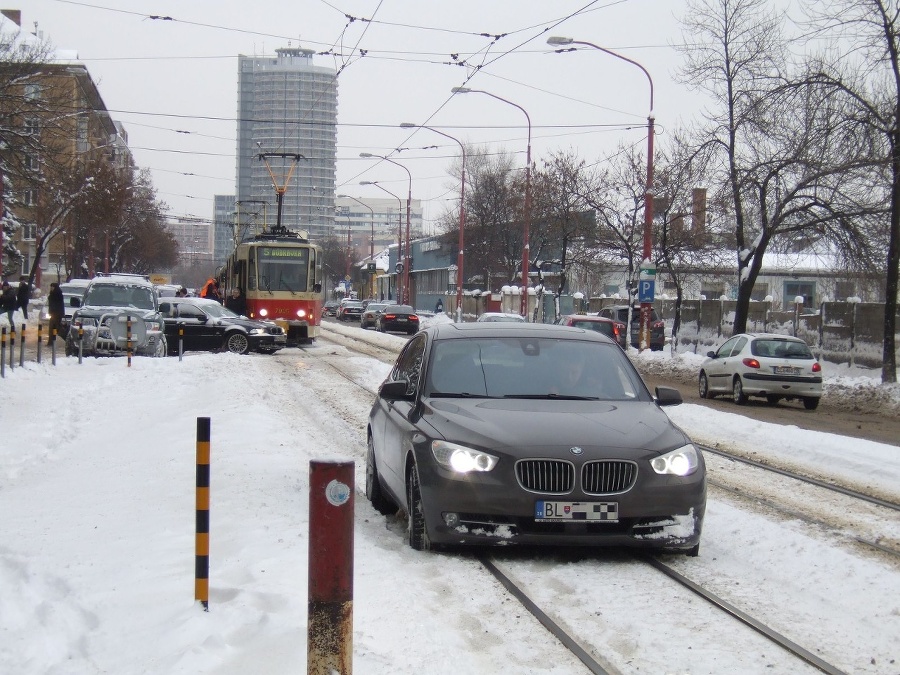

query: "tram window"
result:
(247, 256), (257, 290)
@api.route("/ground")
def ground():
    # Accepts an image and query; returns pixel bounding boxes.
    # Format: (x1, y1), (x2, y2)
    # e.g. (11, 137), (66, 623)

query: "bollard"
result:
(78, 325), (84, 364)
(178, 322), (184, 361)
(308, 460), (354, 675)
(37, 324), (43, 364)
(8, 325), (14, 371)
(50, 327), (56, 366)
(18, 323), (25, 367)
(195, 417), (211, 611)
(1, 327), (5, 377)
(126, 315), (132, 367)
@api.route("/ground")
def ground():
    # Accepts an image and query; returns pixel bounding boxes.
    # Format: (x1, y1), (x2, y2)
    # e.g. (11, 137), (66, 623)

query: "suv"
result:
(597, 304), (665, 350)
(66, 275), (167, 357)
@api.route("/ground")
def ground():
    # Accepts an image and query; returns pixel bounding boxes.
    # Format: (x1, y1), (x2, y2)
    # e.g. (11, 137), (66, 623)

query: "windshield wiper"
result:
(430, 392), (494, 398)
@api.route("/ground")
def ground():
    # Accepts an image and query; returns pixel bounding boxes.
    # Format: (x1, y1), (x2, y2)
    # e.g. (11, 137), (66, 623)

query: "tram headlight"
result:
(296, 308), (307, 319)
(258, 308), (268, 317)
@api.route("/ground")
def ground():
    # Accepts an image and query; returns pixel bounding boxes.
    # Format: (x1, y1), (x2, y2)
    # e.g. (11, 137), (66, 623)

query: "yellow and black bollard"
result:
(18, 323), (25, 367)
(178, 322), (184, 361)
(1, 326), (6, 377)
(195, 417), (211, 611)
(37, 323), (43, 364)
(126, 315), (133, 367)
(77, 325), (84, 364)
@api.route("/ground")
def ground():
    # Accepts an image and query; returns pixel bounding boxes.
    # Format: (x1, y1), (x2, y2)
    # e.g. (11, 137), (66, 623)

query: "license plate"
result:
(396, 317), (407, 322)
(535, 501), (618, 522)
(773, 366), (800, 375)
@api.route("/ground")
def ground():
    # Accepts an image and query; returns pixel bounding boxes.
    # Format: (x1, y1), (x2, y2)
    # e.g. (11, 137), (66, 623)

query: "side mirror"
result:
(706, 350), (717, 358)
(379, 379), (414, 401)
(655, 386), (683, 407)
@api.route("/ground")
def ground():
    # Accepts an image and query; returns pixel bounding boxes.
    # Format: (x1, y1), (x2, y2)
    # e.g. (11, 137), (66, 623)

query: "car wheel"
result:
(698, 372), (712, 399)
(803, 396), (820, 410)
(766, 394), (781, 406)
(225, 331), (250, 355)
(732, 376), (748, 405)
(406, 463), (430, 551)
(366, 435), (397, 516)
(154, 335), (168, 358)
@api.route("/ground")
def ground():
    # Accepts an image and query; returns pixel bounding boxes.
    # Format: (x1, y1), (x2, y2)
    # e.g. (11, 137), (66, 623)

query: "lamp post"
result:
(360, 153), (412, 305)
(400, 122), (466, 323)
(361, 181), (403, 302)
(547, 35), (656, 350)
(337, 194), (376, 299)
(451, 86), (531, 319)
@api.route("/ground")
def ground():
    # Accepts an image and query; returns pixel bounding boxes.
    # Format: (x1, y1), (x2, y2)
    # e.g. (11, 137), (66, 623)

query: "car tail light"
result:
(410, 315), (419, 322)
(742, 357), (761, 369)
(812, 362), (821, 373)
(384, 313), (396, 320)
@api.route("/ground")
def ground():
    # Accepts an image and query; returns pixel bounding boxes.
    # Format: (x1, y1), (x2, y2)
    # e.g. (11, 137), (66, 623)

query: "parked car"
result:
(375, 304), (420, 335)
(65, 275), (167, 357)
(322, 300), (340, 317)
(337, 300), (365, 321)
(555, 314), (627, 349)
(597, 304), (665, 350)
(159, 296), (286, 355)
(360, 303), (388, 329)
(476, 312), (525, 323)
(698, 332), (822, 409)
(366, 322), (705, 554)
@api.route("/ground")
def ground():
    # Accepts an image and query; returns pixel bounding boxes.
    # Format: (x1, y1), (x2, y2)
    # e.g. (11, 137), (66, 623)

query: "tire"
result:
(154, 335), (168, 358)
(407, 463), (430, 551)
(366, 435), (397, 516)
(698, 372), (712, 399)
(803, 397), (820, 410)
(766, 394), (781, 406)
(732, 377), (748, 405)
(225, 331), (250, 355)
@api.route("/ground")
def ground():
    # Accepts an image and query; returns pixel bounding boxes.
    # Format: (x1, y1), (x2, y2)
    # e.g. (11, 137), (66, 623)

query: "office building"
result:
(235, 47), (337, 241)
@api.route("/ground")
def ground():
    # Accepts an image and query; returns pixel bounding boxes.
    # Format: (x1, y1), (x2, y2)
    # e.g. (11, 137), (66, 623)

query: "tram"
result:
(222, 225), (324, 345)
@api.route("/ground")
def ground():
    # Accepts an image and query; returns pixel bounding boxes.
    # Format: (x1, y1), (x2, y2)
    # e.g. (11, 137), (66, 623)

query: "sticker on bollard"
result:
(326, 479), (351, 506)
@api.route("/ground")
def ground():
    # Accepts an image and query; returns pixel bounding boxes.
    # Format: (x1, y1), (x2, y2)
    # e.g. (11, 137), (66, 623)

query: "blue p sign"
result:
(638, 279), (655, 303)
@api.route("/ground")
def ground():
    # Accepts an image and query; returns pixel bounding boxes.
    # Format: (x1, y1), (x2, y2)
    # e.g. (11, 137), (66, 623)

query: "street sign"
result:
(638, 279), (655, 303)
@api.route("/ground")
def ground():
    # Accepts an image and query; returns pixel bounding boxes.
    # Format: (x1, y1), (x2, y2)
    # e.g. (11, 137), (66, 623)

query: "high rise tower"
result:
(235, 47), (337, 241)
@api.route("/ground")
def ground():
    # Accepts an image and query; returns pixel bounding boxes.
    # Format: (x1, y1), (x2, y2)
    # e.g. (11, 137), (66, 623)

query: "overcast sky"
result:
(23, 1), (748, 227)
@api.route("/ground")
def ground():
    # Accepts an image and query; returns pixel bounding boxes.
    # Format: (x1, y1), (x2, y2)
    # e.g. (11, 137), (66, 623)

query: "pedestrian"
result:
(435, 297), (444, 314)
(199, 278), (221, 302)
(176, 286), (188, 297)
(47, 281), (65, 344)
(17, 275), (31, 318)
(1, 280), (16, 328)
(225, 286), (247, 316)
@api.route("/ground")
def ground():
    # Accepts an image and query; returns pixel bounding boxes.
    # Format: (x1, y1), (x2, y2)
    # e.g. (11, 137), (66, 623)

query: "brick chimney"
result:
(1, 10), (22, 26)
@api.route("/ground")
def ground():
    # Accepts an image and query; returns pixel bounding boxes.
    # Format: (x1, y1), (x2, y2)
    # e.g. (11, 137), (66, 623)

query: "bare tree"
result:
(677, 0), (882, 343)
(799, 0), (900, 382)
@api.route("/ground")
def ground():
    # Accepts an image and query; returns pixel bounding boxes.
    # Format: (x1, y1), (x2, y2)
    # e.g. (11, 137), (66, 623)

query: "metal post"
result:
(1, 327), (5, 377)
(178, 322), (184, 361)
(126, 315), (132, 367)
(19, 323), (25, 367)
(8, 325), (14, 371)
(195, 417), (211, 611)
(308, 460), (354, 675)
(37, 323), (43, 364)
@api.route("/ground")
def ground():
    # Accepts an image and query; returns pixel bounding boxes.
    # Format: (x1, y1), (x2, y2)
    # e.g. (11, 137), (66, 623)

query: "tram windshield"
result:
(253, 245), (312, 293)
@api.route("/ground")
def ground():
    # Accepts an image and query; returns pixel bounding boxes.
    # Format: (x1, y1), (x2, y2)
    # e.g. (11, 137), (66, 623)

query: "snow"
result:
(2, 313), (898, 674)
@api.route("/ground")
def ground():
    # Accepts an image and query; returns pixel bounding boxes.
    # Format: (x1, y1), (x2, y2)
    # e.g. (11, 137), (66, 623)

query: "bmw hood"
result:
(422, 397), (689, 456)
(76, 307), (160, 320)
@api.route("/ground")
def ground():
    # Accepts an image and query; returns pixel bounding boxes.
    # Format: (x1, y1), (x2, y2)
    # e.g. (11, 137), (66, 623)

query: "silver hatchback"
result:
(698, 333), (823, 409)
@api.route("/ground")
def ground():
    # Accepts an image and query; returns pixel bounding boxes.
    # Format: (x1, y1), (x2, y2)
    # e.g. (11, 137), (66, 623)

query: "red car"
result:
(555, 314), (627, 349)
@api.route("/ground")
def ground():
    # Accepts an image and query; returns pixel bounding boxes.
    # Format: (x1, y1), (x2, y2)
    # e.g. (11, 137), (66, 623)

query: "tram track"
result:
(309, 334), (875, 674)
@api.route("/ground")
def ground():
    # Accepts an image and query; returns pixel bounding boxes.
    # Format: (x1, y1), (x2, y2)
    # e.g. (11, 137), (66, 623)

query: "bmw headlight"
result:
(249, 328), (265, 336)
(651, 444), (700, 476)
(432, 440), (498, 473)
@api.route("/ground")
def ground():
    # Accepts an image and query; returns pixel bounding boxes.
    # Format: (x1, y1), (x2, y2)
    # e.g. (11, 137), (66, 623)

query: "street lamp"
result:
(547, 35), (656, 350)
(450, 87), (532, 318)
(337, 194), (376, 299)
(400, 122), (467, 323)
(360, 180), (403, 302)
(360, 153), (412, 305)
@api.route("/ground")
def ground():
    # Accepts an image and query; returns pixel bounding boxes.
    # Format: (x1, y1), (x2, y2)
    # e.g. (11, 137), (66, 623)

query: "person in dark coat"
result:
(1, 280), (16, 328)
(47, 282), (65, 344)
(225, 287), (247, 316)
(16, 276), (31, 317)
(200, 278), (221, 302)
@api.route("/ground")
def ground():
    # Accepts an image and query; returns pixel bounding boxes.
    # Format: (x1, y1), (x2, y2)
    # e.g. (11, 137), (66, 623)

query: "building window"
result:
(783, 281), (815, 309)
(24, 83), (40, 100)
(835, 281), (856, 300)
(24, 118), (39, 135)
(22, 189), (36, 206)
(24, 154), (38, 171)
(749, 283), (769, 301)
(22, 224), (36, 240)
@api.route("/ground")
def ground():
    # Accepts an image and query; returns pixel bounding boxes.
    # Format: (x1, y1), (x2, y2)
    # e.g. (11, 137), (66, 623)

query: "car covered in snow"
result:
(66, 275), (167, 357)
